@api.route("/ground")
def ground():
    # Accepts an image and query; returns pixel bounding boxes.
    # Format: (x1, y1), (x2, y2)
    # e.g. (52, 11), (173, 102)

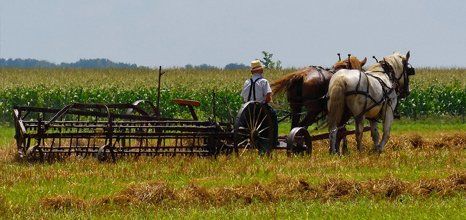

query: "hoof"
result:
(356, 145), (364, 152)
(342, 148), (350, 156)
(342, 143), (349, 155)
(369, 148), (382, 155)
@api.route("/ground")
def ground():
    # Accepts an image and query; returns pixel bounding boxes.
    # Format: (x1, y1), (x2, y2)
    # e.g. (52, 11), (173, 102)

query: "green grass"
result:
(278, 117), (466, 136)
(0, 126), (13, 147)
(390, 117), (466, 133)
(0, 120), (464, 219)
(2, 197), (465, 219)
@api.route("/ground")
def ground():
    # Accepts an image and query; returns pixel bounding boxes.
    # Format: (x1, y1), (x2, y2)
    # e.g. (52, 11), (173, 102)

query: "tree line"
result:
(0, 51), (282, 70)
(0, 58), (138, 68)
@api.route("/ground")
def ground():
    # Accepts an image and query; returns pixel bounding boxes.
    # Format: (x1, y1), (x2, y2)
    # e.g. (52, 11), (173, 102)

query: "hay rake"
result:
(12, 67), (367, 162)
(13, 102), (235, 162)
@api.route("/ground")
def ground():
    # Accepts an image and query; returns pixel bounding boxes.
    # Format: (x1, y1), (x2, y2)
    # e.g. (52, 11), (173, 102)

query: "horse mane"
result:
(367, 62), (384, 72)
(271, 67), (313, 95)
(333, 56), (366, 71)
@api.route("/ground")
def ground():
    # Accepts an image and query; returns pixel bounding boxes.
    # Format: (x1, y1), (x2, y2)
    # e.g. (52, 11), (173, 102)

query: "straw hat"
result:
(250, 60), (263, 72)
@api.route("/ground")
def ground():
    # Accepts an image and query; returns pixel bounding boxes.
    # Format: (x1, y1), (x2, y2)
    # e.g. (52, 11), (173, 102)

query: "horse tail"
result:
(271, 68), (310, 95)
(327, 75), (347, 128)
(270, 75), (298, 95)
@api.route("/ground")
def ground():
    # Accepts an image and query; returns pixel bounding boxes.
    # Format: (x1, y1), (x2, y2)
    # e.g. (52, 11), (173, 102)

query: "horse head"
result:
(382, 51), (415, 98)
(332, 54), (367, 71)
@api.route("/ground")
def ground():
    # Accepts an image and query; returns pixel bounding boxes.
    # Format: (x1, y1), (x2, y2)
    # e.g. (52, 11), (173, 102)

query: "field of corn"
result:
(0, 67), (464, 219)
(0, 67), (464, 122)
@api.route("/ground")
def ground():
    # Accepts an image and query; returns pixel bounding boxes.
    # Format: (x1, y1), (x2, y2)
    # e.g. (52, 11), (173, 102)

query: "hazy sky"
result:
(1, 0), (465, 68)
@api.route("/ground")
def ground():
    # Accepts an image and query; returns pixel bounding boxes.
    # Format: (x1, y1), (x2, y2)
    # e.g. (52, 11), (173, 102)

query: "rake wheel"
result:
(97, 145), (116, 162)
(286, 127), (312, 156)
(25, 145), (44, 162)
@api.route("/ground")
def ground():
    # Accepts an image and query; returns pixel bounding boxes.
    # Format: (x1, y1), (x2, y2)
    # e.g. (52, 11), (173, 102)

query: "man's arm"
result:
(264, 80), (273, 104)
(265, 92), (272, 103)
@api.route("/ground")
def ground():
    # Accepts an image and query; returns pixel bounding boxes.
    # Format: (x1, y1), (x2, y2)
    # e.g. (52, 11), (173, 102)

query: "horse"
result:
(327, 52), (415, 154)
(271, 55), (367, 128)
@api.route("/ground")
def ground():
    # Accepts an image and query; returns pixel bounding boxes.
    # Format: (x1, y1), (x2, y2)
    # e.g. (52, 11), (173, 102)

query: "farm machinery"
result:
(13, 67), (363, 162)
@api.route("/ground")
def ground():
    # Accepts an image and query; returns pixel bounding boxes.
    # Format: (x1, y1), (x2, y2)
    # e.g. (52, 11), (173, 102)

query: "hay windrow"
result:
(405, 133), (466, 149)
(309, 133), (465, 152)
(74, 173), (466, 208)
(107, 181), (176, 205)
(321, 178), (363, 199)
(39, 195), (86, 210)
(363, 177), (408, 199)
(408, 134), (425, 148)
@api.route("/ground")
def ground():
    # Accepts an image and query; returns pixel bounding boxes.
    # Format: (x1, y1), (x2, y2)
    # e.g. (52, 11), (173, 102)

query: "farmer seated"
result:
(240, 59), (279, 146)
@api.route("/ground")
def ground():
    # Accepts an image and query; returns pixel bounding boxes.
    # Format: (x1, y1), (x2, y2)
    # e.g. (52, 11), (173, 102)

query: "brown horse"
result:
(271, 55), (367, 129)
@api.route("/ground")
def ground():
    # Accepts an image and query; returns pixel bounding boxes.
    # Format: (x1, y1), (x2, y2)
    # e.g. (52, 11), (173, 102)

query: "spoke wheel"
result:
(234, 102), (275, 155)
(286, 127), (312, 156)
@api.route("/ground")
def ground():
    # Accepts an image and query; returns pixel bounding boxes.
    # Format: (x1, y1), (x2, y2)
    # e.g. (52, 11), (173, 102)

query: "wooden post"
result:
(156, 66), (163, 111)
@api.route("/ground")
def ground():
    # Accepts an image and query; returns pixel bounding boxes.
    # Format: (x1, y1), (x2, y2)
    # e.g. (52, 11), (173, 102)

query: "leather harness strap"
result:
(247, 77), (263, 101)
(344, 63), (397, 120)
(291, 66), (329, 105)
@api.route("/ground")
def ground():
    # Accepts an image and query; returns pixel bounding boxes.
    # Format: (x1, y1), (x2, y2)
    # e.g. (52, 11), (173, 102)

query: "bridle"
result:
(378, 57), (415, 99)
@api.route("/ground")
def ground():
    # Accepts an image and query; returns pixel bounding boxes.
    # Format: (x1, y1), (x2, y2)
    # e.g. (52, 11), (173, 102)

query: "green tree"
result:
(260, 51), (282, 70)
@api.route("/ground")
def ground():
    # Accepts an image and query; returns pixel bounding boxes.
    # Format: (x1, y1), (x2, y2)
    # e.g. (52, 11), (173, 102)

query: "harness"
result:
(344, 60), (410, 121)
(291, 66), (330, 105)
(247, 77), (263, 101)
(345, 71), (394, 120)
(287, 66), (333, 125)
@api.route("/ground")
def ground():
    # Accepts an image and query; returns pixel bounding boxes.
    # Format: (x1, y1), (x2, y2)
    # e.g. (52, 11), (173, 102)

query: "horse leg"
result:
(338, 112), (351, 155)
(329, 107), (342, 155)
(329, 126), (338, 154)
(328, 111), (340, 155)
(298, 106), (321, 128)
(290, 103), (302, 129)
(355, 117), (365, 152)
(370, 120), (379, 151)
(342, 136), (348, 155)
(337, 127), (348, 155)
(378, 110), (394, 153)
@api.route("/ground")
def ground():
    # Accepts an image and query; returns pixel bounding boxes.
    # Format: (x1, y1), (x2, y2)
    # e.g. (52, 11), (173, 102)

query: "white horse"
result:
(327, 52), (415, 154)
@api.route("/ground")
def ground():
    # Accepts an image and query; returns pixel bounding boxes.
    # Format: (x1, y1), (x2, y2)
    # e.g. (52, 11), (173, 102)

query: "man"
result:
(240, 59), (278, 147)
(241, 60), (272, 103)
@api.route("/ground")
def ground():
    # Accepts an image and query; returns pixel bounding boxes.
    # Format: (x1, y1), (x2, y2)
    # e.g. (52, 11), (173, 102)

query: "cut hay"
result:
(40, 195), (85, 210)
(106, 181), (176, 205)
(38, 173), (465, 210)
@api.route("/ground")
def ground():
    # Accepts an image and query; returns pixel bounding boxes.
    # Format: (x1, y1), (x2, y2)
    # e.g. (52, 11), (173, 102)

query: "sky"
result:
(0, 0), (465, 68)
